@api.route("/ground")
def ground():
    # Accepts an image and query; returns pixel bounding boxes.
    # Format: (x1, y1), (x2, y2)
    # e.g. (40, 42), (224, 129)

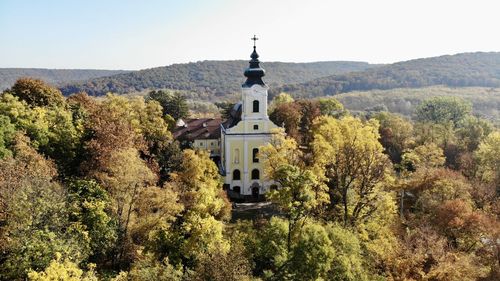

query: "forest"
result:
(0, 69), (128, 92)
(57, 60), (375, 98)
(0, 78), (499, 281)
(274, 52), (500, 98)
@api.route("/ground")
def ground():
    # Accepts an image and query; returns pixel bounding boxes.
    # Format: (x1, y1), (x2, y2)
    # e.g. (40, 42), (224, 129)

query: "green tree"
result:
(317, 96), (346, 118)
(0, 135), (89, 280)
(147, 90), (189, 121)
(415, 96), (472, 127)
(0, 115), (16, 158)
(66, 179), (117, 265)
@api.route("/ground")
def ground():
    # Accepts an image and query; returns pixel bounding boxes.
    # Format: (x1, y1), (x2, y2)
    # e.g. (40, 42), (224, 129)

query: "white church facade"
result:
(174, 40), (279, 200)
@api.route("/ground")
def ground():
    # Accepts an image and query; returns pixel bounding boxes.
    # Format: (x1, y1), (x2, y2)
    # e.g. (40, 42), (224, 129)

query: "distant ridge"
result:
(58, 60), (377, 98)
(273, 52), (500, 98)
(0, 68), (129, 91)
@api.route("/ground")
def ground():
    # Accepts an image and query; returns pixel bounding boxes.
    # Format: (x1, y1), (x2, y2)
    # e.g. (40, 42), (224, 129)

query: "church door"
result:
(252, 186), (259, 199)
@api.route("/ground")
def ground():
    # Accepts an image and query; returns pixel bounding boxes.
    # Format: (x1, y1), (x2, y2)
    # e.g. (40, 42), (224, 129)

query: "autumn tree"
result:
(152, 149), (231, 264)
(10, 77), (65, 107)
(260, 130), (327, 250)
(311, 116), (394, 226)
(0, 135), (89, 280)
(28, 253), (98, 281)
(475, 131), (500, 187)
(372, 111), (414, 164)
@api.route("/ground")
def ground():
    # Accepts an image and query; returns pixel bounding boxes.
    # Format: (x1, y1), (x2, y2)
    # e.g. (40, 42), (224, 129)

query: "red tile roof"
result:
(173, 118), (223, 141)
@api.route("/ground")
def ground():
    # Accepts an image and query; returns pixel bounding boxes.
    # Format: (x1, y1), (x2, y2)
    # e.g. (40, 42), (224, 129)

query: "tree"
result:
(112, 254), (184, 281)
(269, 92), (294, 112)
(415, 96), (472, 127)
(28, 253), (98, 281)
(0, 92), (83, 175)
(0, 115), (15, 158)
(66, 179), (117, 265)
(155, 150), (231, 264)
(10, 77), (65, 107)
(0, 135), (89, 280)
(317, 96), (346, 118)
(93, 148), (156, 265)
(260, 130), (327, 250)
(372, 112), (414, 164)
(269, 102), (302, 141)
(311, 116), (394, 226)
(401, 142), (445, 172)
(147, 90), (189, 121)
(475, 131), (500, 186)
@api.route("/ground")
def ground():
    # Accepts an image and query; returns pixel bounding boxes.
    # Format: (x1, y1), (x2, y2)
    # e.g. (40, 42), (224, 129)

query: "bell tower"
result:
(241, 35), (269, 121)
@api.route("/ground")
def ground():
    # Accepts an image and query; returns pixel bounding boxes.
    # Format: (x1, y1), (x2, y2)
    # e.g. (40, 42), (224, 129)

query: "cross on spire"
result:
(251, 35), (258, 48)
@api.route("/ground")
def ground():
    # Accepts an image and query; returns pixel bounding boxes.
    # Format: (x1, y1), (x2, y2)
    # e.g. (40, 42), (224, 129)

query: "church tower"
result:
(220, 36), (278, 200)
(241, 37), (269, 121)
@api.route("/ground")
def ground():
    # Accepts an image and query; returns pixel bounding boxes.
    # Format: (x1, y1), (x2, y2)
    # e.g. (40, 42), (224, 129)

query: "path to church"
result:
(231, 202), (281, 222)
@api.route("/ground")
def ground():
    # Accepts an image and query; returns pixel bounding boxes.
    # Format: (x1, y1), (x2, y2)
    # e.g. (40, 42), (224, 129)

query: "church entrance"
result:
(251, 185), (260, 199)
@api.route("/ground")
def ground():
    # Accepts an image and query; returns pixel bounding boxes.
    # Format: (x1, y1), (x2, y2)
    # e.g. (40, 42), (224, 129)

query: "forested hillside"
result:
(274, 52), (500, 98)
(0, 68), (129, 91)
(59, 60), (376, 97)
(1, 79), (499, 280)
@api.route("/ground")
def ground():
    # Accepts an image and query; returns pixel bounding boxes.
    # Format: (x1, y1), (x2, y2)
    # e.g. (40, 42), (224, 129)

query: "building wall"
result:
(193, 139), (220, 156)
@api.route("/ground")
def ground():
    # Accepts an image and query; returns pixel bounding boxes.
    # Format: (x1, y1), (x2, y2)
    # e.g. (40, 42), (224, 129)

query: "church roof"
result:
(173, 118), (223, 141)
(243, 36), (266, 87)
(222, 102), (242, 129)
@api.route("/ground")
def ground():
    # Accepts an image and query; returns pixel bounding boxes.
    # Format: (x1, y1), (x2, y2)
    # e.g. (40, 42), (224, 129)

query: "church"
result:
(174, 38), (279, 200)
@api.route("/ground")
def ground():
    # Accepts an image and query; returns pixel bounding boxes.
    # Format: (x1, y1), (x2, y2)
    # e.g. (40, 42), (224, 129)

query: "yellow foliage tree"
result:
(28, 253), (97, 281)
(311, 116), (395, 226)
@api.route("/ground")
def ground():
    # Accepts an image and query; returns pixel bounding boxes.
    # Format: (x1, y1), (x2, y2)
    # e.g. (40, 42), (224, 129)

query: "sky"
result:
(1, 0), (499, 70)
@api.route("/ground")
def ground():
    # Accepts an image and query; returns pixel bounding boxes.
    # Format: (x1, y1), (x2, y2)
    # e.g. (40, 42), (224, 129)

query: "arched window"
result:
(234, 148), (239, 164)
(233, 169), (241, 181)
(251, 169), (260, 180)
(252, 148), (259, 163)
(253, 100), (259, 113)
(233, 186), (241, 193)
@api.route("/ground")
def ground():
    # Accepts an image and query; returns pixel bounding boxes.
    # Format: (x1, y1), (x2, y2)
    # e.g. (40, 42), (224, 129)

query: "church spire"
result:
(243, 35), (266, 87)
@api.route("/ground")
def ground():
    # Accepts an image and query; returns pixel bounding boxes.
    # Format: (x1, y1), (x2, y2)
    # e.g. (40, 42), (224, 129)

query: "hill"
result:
(274, 52), (500, 98)
(0, 68), (129, 91)
(59, 60), (377, 98)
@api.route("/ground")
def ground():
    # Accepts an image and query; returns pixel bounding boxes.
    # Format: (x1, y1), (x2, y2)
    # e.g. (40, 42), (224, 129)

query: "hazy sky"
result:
(1, 0), (499, 70)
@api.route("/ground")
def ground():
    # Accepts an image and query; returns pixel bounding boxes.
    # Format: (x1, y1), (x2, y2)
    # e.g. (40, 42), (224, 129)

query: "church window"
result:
(253, 100), (259, 112)
(233, 169), (241, 180)
(252, 148), (259, 163)
(253, 124), (259, 130)
(251, 169), (260, 180)
(234, 148), (240, 164)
